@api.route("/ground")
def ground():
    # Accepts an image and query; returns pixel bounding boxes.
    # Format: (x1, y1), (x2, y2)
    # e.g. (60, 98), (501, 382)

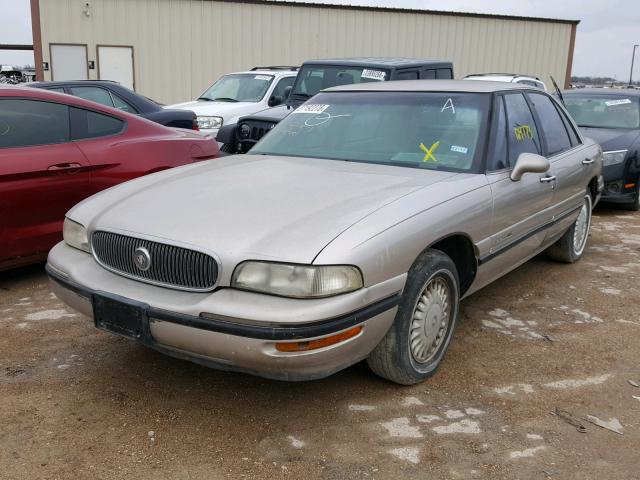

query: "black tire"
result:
(622, 184), (640, 211)
(547, 191), (592, 263)
(367, 249), (460, 385)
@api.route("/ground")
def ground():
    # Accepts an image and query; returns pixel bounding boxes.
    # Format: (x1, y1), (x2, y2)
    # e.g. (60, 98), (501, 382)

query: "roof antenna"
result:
(550, 76), (565, 106)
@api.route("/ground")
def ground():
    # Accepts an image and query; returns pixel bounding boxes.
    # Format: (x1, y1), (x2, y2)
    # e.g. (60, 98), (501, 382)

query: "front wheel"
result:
(547, 191), (592, 263)
(367, 250), (460, 385)
(622, 184), (640, 211)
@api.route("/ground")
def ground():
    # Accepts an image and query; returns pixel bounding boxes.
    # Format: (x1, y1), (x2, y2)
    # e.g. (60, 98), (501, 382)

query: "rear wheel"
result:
(367, 249), (459, 385)
(547, 191), (592, 263)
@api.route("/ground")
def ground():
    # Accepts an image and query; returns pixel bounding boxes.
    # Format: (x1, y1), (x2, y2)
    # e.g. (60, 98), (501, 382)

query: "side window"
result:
(488, 96), (509, 170)
(436, 68), (453, 79)
(0, 99), (69, 148)
(47, 87), (67, 93)
(527, 93), (572, 156)
(70, 107), (125, 140)
(503, 93), (542, 165)
(69, 86), (115, 108)
(111, 93), (138, 114)
(423, 69), (436, 80)
(271, 76), (295, 99)
(396, 70), (419, 80)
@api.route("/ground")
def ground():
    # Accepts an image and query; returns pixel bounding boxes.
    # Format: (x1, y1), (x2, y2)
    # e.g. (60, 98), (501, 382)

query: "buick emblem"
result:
(133, 247), (151, 271)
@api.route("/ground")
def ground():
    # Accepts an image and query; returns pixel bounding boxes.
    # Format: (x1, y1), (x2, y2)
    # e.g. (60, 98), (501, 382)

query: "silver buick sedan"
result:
(47, 81), (603, 384)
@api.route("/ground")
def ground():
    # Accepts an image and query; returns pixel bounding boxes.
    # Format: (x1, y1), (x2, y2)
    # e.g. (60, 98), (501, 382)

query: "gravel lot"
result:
(1, 206), (639, 480)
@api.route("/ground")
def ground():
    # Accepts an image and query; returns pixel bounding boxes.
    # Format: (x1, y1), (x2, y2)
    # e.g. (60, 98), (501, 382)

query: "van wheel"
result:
(367, 249), (459, 385)
(547, 191), (592, 263)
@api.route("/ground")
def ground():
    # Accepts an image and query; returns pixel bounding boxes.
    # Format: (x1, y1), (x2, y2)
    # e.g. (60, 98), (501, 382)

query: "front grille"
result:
(243, 120), (276, 141)
(91, 231), (217, 292)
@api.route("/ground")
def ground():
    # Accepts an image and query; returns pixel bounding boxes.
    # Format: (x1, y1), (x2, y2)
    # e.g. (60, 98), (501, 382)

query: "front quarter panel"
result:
(314, 174), (492, 290)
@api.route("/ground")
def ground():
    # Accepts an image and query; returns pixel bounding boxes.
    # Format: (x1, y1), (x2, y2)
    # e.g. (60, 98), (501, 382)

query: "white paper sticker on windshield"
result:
(293, 104), (330, 114)
(605, 99), (632, 106)
(450, 145), (468, 154)
(361, 69), (387, 81)
(254, 75), (272, 81)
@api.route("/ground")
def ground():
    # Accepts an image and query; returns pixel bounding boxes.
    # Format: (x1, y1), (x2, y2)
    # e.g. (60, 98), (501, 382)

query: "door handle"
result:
(582, 158), (595, 165)
(540, 175), (557, 183)
(47, 162), (81, 172)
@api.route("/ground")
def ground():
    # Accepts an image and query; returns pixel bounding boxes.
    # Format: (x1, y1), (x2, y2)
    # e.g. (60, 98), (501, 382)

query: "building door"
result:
(98, 46), (135, 90)
(50, 44), (88, 80)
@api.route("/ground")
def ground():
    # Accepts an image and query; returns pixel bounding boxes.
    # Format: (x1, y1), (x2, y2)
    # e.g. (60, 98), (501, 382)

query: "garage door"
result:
(50, 44), (88, 81)
(98, 46), (135, 90)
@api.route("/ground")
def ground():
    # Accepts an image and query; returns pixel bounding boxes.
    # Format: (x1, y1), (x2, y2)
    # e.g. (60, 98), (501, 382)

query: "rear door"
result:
(0, 98), (92, 265)
(526, 92), (591, 240)
(480, 93), (555, 283)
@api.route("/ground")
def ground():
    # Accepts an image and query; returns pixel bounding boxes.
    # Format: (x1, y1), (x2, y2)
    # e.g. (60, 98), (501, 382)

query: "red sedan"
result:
(0, 85), (218, 271)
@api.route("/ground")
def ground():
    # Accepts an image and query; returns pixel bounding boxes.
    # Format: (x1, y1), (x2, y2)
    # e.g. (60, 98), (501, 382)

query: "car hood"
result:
(166, 100), (261, 119)
(244, 104), (292, 122)
(579, 126), (640, 152)
(73, 155), (457, 265)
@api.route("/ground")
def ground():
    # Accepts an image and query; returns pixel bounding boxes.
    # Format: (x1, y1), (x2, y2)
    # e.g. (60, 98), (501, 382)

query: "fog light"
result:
(607, 182), (621, 193)
(275, 326), (363, 352)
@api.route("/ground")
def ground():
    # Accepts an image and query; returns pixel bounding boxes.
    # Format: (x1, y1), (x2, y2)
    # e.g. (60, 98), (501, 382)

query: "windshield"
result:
(291, 65), (391, 99)
(564, 94), (640, 129)
(199, 74), (274, 102)
(252, 92), (490, 173)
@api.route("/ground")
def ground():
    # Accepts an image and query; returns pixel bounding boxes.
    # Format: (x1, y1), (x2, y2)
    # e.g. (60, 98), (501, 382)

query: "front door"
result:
(476, 93), (556, 287)
(0, 98), (93, 266)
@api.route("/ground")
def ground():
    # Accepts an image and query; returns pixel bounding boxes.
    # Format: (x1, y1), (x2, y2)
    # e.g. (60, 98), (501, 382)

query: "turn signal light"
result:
(275, 326), (363, 352)
(624, 183), (636, 189)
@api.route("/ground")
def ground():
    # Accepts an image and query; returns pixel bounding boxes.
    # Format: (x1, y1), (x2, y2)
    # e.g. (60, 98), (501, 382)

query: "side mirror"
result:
(216, 123), (238, 144)
(268, 95), (284, 107)
(510, 153), (550, 181)
(283, 85), (292, 100)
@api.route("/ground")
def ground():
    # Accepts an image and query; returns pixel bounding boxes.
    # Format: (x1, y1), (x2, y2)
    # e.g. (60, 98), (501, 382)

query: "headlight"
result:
(239, 123), (251, 139)
(196, 116), (223, 130)
(232, 261), (363, 298)
(63, 218), (90, 253)
(602, 150), (627, 166)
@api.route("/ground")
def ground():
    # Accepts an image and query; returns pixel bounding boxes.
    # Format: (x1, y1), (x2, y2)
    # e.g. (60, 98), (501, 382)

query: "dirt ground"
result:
(1, 206), (639, 480)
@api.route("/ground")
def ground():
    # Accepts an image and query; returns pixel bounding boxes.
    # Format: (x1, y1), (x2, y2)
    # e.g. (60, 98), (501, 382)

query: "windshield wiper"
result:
(212, 97), (239, 102)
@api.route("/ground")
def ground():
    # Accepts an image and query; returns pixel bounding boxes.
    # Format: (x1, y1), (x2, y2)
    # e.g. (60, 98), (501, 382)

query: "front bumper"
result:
(47, 242), (402, 381)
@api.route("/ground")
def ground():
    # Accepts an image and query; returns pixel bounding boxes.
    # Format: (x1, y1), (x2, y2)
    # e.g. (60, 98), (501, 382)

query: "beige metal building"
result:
(29, 0), (578, 104)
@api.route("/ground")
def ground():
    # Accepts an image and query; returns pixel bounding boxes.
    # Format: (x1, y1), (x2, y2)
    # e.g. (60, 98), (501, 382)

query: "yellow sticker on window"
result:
(514, 125), (533, 141)
(420, 141), (440, 162)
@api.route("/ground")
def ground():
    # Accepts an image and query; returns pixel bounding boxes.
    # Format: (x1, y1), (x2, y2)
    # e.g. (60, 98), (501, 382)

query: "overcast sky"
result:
(1, 0), (638, 79)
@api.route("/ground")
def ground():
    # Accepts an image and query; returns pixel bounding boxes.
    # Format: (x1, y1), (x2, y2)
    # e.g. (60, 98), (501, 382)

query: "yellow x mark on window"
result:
(420, 141), (440, 163)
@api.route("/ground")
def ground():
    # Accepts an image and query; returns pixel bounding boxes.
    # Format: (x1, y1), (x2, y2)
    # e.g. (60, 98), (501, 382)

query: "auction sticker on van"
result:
(254, 75), (272, 81)
(293, 104), (330, 114)
(361, 69), (387, 81)
(605, 99), (632, 107)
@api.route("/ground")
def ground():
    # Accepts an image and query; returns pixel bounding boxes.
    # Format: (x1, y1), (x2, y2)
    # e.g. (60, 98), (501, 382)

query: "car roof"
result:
(562, 88), (640, 96)
(465, 73), (542, 81)
(227, 69), (298, 76)
(302, 57), (452, 69)
(0, 84), (160, 121)
(30, 80), (121, 87)
(325, 79), (533, 93)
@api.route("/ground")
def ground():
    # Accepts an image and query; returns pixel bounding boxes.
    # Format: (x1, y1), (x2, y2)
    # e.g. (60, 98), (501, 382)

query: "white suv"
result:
(168, 67), (298, 138)
(464, 73), (547, 91)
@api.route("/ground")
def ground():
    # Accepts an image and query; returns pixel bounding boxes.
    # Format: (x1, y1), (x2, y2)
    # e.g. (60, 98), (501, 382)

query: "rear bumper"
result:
(46, 243), (401, 381)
